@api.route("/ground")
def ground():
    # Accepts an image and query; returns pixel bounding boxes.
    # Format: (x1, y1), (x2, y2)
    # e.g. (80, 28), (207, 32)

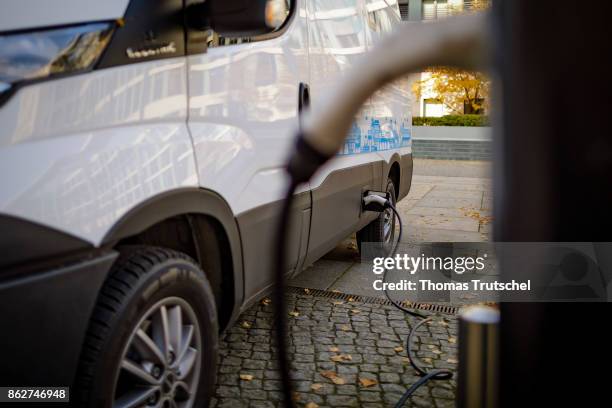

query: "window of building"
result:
(423, 98), (445, 117)
(423, 0), (449, 20)
(398, 1), (409, 20)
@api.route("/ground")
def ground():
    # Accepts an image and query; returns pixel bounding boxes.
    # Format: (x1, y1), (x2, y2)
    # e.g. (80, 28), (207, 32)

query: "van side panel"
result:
(186, 1), (311, 303)
(0, 58), (197, 247)
(305, 0), (399, 264)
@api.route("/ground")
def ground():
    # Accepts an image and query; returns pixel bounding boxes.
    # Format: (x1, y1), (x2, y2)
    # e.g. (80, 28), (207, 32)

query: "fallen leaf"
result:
(330, 354), (353, 362)
(447, 358), (458, 364)
(320, 371), (346, 385)
(448, 337), (457, 344)
(359, 377), (378, 388)
(239, 374), (253, 381)
(310, 383), (323, 391)
(427, 345), (436, 349)
(348, 297), (355, 302)
(340, 325), (351, 331)
(304, 288), (311, 294)
(401, 357), (411, 364)
(351, 309), (360, 314)
(331, 376), (345, 385)
(329, 346), (340, 352)
(261, 298), (271, 306)
(432, 349), (442, 354)
(461, 208), (494, 225)
(320, 370), (335, 379)
(292, 392), (301, 401)
(422, 358), (433, 364)
(305, 403), (319, 408)
(332, 289), (341, 293)
(289, 310), (300, 317)
(241, 321), (251, 329)
(394, 346), (404, 353)
(332, 301), (344, 305)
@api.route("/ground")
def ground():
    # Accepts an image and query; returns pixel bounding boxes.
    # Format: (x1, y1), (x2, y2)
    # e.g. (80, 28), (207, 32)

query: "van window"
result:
(206, 1), (292, 48)
(312, 0), (367, 55)
(367, 0), (397, 34)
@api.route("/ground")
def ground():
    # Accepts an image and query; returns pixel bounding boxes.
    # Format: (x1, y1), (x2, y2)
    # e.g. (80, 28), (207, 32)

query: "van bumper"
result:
(398, 152), (414, 201)
(0, 251), (117, 387)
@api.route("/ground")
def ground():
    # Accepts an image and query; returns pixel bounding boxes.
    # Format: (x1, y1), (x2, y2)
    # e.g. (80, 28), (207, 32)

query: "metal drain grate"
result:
(286, 286), (460, 315)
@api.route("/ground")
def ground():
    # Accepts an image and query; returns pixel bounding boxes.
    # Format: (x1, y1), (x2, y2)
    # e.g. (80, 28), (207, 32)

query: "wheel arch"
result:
(389, 160), (401, 197)
(386, 153), (402, 198)
(384, 151), (413, 201)
(102, 187), (244, 331)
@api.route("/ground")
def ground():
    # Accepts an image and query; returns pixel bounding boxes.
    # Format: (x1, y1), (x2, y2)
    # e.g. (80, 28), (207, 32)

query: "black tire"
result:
(75, 246), (218, 408)
(357, 178), (397, 258)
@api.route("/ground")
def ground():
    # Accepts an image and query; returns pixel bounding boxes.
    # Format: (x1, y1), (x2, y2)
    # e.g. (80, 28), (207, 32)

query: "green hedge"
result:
(412, 115), (490, 127)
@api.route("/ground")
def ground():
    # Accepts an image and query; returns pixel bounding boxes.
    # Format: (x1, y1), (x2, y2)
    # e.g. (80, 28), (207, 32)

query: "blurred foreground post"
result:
(457, 306), (499, 408)
(495, 0), (612, 406)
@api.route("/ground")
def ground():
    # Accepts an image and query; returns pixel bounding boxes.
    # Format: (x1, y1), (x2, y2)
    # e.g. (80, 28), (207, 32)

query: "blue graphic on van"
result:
(339, 116), (411, 155)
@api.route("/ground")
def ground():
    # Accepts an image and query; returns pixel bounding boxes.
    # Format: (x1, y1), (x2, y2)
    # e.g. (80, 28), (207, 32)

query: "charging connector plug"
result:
(363, 191), (391, 213)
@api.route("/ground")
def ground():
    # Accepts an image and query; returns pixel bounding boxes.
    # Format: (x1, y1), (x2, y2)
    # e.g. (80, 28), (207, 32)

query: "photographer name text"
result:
(373, 279), (531, 292)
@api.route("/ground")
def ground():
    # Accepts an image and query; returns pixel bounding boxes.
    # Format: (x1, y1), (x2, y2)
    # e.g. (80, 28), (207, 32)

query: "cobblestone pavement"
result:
(211, 293), (458, 408)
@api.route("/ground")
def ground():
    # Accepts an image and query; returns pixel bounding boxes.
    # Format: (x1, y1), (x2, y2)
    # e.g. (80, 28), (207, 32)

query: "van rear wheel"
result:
(357, 178), (397, 258)
(76, 246), (218, 408)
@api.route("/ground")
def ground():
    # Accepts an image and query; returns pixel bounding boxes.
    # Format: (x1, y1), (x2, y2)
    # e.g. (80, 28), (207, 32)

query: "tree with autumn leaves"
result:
(413, 0), (491, 116)
(413, 67), (491, 115)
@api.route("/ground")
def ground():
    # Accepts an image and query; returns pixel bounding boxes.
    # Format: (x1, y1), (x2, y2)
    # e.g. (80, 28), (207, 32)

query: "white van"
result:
(0, 0), (412, 406)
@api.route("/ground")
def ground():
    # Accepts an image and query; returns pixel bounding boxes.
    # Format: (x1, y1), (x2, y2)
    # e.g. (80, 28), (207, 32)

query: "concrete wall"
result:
(412, 126), (492, 160)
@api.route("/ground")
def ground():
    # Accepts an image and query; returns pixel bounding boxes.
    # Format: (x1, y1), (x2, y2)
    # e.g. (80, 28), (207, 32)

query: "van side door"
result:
(305, 0), (384, 264)
(185, 1), (311, 305)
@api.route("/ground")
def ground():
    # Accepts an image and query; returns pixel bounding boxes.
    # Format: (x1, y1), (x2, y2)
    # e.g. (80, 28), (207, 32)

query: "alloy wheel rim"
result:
(112, 297), (202, 408)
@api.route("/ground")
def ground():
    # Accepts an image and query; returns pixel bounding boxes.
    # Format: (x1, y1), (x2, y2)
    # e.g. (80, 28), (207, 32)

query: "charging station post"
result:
(457, 306), (499, 408)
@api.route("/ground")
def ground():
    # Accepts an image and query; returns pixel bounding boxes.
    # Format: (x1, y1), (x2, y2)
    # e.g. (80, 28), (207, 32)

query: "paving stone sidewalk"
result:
(211, 293), (458, 408)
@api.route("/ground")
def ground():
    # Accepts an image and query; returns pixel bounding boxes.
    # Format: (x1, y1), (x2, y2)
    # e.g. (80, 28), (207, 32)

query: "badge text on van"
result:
(126, 42), (176, 59)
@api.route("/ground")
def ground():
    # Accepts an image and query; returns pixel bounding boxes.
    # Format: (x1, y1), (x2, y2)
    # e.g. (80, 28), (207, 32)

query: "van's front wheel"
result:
(357, 178), (397, 258)
(76, 247), (218, 408)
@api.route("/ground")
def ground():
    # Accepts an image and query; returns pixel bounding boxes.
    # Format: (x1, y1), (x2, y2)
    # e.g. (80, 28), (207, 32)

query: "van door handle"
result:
(298, 82), (310, 113)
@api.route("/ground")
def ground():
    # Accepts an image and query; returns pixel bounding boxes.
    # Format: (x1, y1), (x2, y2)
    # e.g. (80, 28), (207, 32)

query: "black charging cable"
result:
(272, 14), (488, 405)
(273, 180), (299, 408)
(273, 137), (327, 408)
(383, 204), (453, 408)
(274, 181), (452, 407)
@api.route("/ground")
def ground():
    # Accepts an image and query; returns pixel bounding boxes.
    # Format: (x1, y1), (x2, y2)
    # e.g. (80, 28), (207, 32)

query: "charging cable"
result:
(376, 197), (453, 407)
(274, 13), (489, 408)
(362, 193), (453, 406)
(273, 190), (452, 407)
(273, 180), (299, 408)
